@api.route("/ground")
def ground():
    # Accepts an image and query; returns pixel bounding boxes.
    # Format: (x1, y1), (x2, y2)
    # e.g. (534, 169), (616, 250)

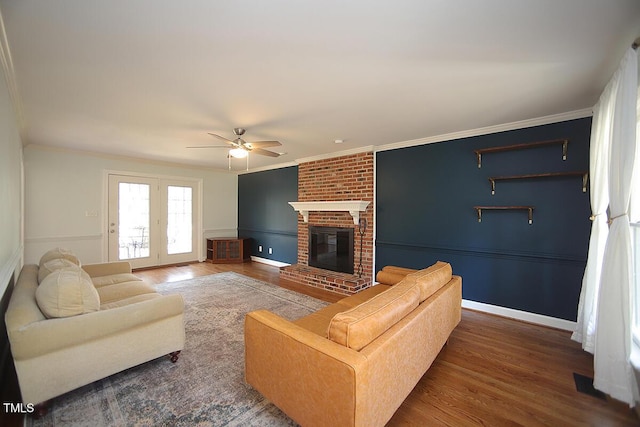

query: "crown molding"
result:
(241, 109), (593, 174)
(26, 143), (239, 174)
(239, 146), (376, 174)
(295, 145), (375, 165)
(237, 160), (298, 175)
(376, 108), (593, 153)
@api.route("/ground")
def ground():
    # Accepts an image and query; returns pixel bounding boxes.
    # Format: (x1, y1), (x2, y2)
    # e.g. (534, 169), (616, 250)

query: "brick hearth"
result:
(279, 264), (370, 296)
(280, 151), (374, 295)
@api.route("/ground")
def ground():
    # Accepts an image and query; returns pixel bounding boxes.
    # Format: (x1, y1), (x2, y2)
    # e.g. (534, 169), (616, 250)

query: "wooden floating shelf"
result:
(473, 206), (534, 224)
(488, 171), (588, 195)
(474, 139), (569, 168)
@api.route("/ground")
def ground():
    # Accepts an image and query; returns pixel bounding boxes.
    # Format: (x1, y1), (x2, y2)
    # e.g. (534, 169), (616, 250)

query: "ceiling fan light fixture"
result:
(229, 147), (248, 158)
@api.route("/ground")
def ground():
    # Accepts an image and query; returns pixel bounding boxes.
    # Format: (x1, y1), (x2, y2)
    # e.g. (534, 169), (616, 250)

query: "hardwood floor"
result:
(136, 261), (639, 426)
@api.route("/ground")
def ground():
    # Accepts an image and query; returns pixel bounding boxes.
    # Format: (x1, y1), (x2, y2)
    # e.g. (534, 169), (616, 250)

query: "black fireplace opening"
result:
(308, 226), (354, 274)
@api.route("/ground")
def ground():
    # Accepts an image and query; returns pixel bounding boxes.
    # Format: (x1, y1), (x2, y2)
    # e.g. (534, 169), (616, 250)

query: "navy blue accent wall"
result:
(376, 118), (592, 321)
(238, 166), (298, 264)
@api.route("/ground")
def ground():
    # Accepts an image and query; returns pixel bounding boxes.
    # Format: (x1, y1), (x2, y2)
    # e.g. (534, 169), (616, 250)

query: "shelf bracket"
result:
(582, 172), (588, 193)
(562, 140), (568, 161)
(474, 206), (534, 225)
(477, 152), (482, 168)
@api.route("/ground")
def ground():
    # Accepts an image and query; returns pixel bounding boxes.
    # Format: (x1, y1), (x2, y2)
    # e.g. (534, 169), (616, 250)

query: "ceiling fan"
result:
(187, 128), (283, 159)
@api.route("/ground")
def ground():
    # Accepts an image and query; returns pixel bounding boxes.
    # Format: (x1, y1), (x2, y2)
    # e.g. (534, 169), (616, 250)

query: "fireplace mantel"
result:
(288, 201), (370, 225)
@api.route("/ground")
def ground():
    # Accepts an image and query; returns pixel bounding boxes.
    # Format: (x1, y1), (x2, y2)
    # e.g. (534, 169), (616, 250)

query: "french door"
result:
(107, 174), (200, 268)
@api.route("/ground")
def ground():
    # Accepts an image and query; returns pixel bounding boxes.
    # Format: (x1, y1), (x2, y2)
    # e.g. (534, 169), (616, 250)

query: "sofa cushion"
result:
(327, 280), (420, 350)
(336, 284), (390, 309)
(38, 258), (81, 284)
(96, 281), (157, 304)
(375, 265), (425, 286)
(99, 293), (160, 310)
(375, 270), (408, 286)
(91, 273), (143, 288)
(36, 268), (100, 318)
(294, 303), (352, 337)
(405, 261), (452, 302)
(382, 265), (418, 276)
(39, 247), (81, 267)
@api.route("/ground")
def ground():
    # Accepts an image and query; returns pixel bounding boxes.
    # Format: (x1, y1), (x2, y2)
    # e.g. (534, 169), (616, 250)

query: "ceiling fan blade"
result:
(207, 133), (235, 144)
(186, 145), (229, 149)
(251, 147), (282, 157)
(245, 140), (281, 148)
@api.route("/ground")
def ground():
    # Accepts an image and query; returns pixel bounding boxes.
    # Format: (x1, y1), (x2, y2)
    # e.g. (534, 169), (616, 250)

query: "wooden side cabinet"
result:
(206, 238), (252, 263)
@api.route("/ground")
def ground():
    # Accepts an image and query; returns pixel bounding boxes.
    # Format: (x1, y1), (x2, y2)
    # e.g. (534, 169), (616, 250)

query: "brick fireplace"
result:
(280, 151), (374, 295)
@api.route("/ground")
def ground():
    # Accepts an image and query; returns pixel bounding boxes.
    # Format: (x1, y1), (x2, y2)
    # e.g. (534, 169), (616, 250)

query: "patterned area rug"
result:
(28, 272), (328, 426)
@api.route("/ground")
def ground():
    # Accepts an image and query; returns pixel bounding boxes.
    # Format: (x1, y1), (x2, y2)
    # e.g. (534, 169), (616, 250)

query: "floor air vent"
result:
(573, 373), (606, 400)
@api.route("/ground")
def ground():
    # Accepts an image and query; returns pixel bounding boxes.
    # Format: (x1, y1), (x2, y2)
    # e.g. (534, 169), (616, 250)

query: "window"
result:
(167, 185), (193, 255)
(633, 223), (640, 339)
(630, 84), (640, 349)
(108, 173), (201, 268)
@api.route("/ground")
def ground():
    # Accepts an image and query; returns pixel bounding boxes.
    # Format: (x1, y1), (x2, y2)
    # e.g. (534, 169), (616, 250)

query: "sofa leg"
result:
(33, 400), (51, 419)
(169, 351), (181, 363)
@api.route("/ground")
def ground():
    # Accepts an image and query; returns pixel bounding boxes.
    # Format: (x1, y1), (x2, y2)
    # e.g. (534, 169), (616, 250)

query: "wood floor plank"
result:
(135, 261), (640, 426)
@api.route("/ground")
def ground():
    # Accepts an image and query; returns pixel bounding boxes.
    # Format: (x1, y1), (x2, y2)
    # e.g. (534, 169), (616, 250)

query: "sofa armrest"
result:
(245, 310), (367, 427)
(82, 261), (132, 278)
(8, 294), (184, 360)
(375, 265), (418, 285)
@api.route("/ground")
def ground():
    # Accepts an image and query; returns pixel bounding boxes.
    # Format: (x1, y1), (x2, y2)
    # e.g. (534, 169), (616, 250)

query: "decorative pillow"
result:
(405, 261), (452, 302)
(381, 265), (419, 276)
(37, 258), (81, 284)
(375, 270), (408, 286)
(327, 279), (420, 350)
(39, 247), (81, 267)
(36, 268), (100, 318)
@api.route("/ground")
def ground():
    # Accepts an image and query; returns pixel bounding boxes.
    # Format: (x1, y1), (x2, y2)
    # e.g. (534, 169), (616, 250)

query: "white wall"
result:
(0, 57), (23, 297)
(24, 145), (237, 264)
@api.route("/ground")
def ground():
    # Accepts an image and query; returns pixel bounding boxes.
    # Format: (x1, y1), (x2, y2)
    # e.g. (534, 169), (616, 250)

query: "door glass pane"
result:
(167, 186), (193, 255)
(632, 223), (640, 330)
(118, 182), (150, 260)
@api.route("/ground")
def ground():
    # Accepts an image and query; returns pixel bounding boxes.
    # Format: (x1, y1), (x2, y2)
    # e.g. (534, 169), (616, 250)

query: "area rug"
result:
(28, 272), (329, 426)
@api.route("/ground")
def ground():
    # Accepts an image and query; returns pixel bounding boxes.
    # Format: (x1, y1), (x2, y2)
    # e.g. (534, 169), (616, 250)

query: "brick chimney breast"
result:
(280, 151), (374, 295)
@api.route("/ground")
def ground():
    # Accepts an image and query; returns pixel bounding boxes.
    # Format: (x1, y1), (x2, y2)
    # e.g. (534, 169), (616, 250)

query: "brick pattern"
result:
(279, 264), (370, 296)
(281, 151), (374, 295)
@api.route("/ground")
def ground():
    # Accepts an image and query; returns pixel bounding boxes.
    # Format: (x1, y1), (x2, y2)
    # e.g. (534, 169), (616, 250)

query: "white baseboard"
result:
(250, 256), (290, 268)
(462, 299), (576, 331)
(248, 263), (576, 331)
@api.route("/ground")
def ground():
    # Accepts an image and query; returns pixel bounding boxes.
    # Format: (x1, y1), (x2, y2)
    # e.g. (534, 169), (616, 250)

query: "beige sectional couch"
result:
(5, 248), (185, 408)
(245, 261), (461, 427)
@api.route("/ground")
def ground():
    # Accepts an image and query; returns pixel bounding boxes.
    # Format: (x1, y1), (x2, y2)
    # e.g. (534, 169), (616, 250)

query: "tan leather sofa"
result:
(5, 248), (185, 408)
(245, 261), (461, 427)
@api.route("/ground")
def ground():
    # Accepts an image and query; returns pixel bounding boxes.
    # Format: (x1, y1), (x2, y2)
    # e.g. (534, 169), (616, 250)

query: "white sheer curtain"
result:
(573, 47), (639, 406)
(571, 82), (612, 352)
(593, 47), (639, 405)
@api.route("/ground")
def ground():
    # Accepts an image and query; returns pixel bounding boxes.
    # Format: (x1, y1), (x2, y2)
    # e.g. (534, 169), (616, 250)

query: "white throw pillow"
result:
(37, 258), (81, 284)
(39, 247), (81, 267)
(36, 268), (100, 318)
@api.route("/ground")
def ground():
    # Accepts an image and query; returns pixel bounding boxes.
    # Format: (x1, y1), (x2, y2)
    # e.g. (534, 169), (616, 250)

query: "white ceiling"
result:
(2, 1), (639, 171)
